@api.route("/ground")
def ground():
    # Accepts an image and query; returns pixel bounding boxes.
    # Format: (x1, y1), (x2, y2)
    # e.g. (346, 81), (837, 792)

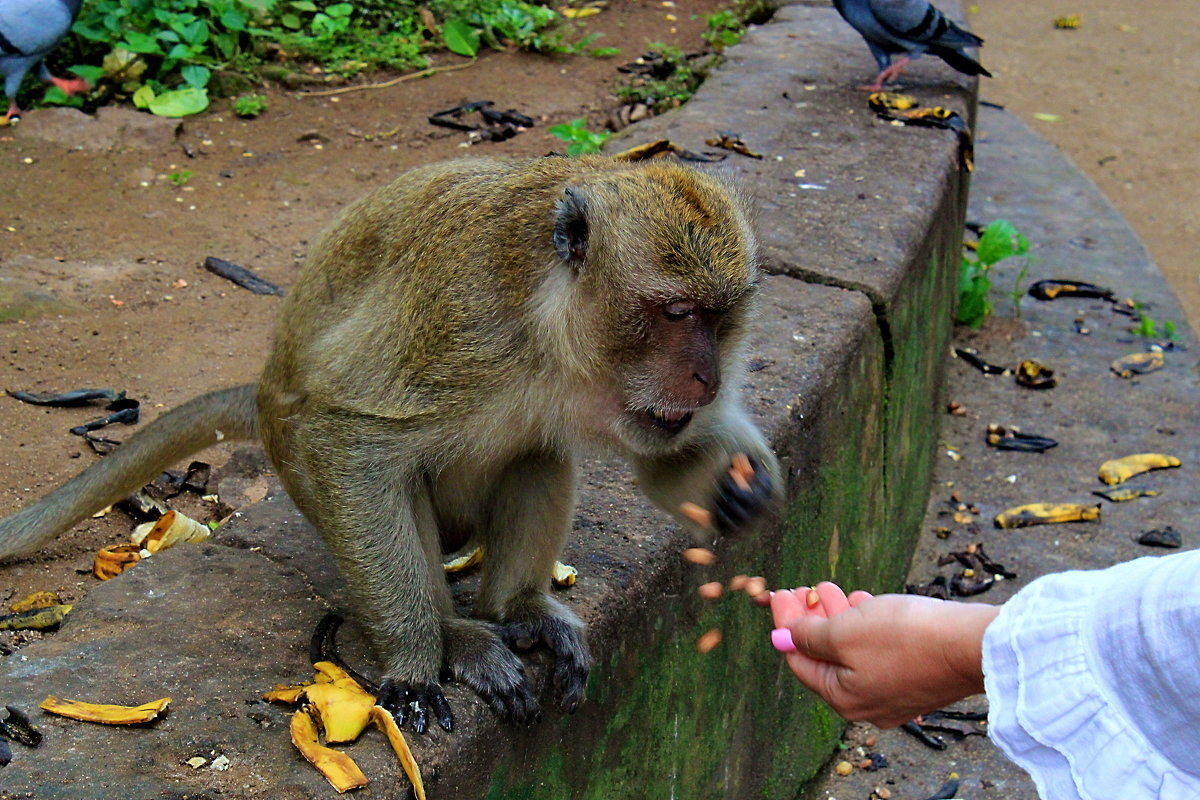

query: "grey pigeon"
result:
(833, 0), (991, 90)
(0, 0), (87, 121)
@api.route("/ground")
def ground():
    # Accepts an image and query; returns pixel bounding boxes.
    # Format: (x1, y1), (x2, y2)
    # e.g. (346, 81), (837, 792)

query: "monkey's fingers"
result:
(501, 616), (592, 714)
(376, 680), (452, 734)
(446, 640), (541, 725)
(712, 457), (774, 533)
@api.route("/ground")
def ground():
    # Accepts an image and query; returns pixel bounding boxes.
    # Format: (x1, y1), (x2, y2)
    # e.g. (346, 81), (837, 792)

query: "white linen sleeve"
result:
(982, 550), (1200, 800)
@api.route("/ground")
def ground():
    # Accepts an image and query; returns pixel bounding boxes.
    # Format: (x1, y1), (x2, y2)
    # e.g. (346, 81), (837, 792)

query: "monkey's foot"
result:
(443, 619), (541, 724)
(500, 610), (592, 713)
(376, 680), (454, 734)
(712, 455), (775, 534)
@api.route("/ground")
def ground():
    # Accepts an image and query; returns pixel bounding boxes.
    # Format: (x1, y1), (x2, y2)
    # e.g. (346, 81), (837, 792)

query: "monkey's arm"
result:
(632, 404), (780, 537)
(0, 385), (258, 560)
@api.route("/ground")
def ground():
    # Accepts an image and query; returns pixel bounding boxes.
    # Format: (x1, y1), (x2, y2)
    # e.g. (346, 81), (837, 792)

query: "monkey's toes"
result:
(501, 616), (592, 713)
(377, 679), (453, 734)
(713, 456), (774, 533)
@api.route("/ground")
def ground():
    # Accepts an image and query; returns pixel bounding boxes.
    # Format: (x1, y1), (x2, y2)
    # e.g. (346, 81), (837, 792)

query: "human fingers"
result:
(814, 581), (851, 616)
(769, 588), (809, 629)
(784, 613), (841, 663)
(847, 590), (873, 607)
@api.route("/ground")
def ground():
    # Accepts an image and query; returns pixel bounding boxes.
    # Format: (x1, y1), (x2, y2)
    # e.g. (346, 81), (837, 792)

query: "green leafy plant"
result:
(442, 0), (615, 58)
(699, 8), (744, 51)
(234, 92), (268, 117)
(548, 118), (611, 156)
(616, 42), (714, 112)
(167, 169), (194, 186)
(957, 219), (1030, 329)
(1131, 314), (1179, 340)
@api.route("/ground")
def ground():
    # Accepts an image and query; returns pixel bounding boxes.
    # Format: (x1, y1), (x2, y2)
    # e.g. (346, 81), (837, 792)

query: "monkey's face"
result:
(550, 165), (761, 456)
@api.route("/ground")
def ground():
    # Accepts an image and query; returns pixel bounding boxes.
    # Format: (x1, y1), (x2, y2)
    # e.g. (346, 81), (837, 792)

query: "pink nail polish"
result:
(771, 628), (797, 653)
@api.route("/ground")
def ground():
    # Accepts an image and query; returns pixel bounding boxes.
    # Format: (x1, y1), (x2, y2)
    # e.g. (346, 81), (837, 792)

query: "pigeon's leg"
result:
(876, 56), (911, 85)
(37, 63), (89, 97)
(50, 75), (89, 95)
(5, 101), (19, 122)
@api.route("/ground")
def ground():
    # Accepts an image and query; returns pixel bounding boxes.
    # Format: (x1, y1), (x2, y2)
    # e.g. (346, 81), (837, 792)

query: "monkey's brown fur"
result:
(0, 155), (779, 729)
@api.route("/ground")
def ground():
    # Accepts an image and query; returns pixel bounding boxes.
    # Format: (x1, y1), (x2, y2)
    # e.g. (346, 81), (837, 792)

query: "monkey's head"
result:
(546, 162), (761, 456)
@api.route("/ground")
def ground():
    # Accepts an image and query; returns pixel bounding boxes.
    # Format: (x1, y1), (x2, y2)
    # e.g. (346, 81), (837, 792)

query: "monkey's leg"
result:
(292, 419), (457, 733)
(473, 452), (592, 713)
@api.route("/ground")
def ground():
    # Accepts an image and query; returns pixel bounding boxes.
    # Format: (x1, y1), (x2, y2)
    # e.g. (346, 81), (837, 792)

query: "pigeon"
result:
(0, 0), (87, 121)
(832, 0), (991, 90)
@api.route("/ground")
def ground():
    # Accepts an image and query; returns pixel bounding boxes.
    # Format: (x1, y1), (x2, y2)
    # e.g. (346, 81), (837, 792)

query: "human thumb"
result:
(785, 615), (840, 663)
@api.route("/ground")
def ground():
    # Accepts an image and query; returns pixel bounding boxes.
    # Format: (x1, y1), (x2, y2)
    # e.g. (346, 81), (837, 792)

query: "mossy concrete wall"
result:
(0, 3), (975, 799)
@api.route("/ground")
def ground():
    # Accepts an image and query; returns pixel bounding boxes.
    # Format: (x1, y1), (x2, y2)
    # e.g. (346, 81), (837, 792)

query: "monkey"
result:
(0, 154), (780, 733)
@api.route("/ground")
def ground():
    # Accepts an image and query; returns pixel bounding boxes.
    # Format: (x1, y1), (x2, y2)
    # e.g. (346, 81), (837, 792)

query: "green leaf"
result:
(178, 19), (209, 45)
(976, 219), (1021, 267)
(133, 84), (156, 109)
(181, 65), (211, 89)
(290, 1), (318, 10)
(122, 30), (164, 54)
(281, 12), (302, 28)
(442, 18), (480, 57)
(148, 86), (209, 117)
(69, 65), (106, 84)
(221, 9), (248, 31)
(326, 3), (353, 17)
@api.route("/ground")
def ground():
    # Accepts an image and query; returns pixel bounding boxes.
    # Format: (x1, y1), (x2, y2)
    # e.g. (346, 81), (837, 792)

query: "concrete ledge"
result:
(0, 3), (976, 798)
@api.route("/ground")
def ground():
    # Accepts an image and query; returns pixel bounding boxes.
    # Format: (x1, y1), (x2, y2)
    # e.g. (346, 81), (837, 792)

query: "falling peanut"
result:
(698, 581), (724, 600)
(744, 576), (768, 598)
(729, 574), (749, 592)
(805, 588), (820, 608)
(679, 502), (713, 529)
(731, 452), (754, 482)
(683, 547), (715, 566)
(696, 628), (722, 653)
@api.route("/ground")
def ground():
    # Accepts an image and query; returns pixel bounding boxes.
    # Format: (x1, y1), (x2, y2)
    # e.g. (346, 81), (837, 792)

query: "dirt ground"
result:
(971, 0), (1199, 333)
(0, 0), (724, 633)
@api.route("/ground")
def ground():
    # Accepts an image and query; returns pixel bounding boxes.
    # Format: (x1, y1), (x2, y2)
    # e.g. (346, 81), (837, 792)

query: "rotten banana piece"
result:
(1111, 351), (1164, 378)
(1094, 487), (1161, 502)
(1027, 279), (1115, 302)
(0, 706), (41, 747)
(290, 708), (368, 793)
(39, 695), (171, 725)
(443, 546), (578, 587)
(9, 591), (62, 613)
(93, 543), (141, 580)
(994, 503), (1101, 529)
(1098, 453), (1180, 485)
(0, 604), (72, 631)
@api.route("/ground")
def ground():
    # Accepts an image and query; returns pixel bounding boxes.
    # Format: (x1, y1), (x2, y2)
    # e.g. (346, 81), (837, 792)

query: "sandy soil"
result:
(970, 0), (1199, 333)
(0, 0), (723, 638)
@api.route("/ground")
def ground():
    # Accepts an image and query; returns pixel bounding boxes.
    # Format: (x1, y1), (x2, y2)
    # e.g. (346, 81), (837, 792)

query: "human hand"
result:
(769, 582), (999, 728)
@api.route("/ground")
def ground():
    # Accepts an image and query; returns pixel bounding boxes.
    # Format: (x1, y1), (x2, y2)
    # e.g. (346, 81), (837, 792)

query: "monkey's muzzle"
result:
(644, 407), (693, 435)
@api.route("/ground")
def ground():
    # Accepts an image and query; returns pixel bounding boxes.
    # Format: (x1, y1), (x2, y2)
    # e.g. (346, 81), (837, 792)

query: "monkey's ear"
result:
(553, 187), (589, 268)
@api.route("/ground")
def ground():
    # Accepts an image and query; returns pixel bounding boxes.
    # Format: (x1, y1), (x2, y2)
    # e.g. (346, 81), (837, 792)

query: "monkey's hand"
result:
(442, 617), (541, 725)
(376, 679), (454, 735)
(499, 592), (592, 714)
(634, 408), (782, 538)
(709, 453), (776, 535)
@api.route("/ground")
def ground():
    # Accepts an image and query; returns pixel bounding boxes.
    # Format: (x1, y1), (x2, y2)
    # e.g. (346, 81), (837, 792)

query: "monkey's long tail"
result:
(0, 384), (259, 559)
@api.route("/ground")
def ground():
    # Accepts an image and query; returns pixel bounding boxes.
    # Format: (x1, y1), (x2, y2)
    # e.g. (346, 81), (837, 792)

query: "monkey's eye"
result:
(662, 300), (696, 321)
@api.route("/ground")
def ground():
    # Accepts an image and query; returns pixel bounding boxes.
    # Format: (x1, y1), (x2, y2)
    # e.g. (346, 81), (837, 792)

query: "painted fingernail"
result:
(771, 628), (797, 653)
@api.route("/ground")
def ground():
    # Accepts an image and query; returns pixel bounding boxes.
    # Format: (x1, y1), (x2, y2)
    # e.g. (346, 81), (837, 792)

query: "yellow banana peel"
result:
(263, 683), (309, 704)
(10, 591), (63, 612)
(1098, 453), (1180, 485)
(93, 543), (142, 580)
(371, 705), (427, 800)
(995, 503), (1101, 529)
(0, 604), (72, 631)
(312, 662), (375, 699)
(443, 547), (578, 587)
(305, 683), (374, 743)
(443, 547), (485, 573)
(40, 695), (171, 725)
(290, 709), (368, 793)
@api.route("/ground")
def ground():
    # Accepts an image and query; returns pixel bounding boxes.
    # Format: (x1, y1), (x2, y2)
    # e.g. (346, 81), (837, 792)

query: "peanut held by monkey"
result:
(0, 155), (781, 733)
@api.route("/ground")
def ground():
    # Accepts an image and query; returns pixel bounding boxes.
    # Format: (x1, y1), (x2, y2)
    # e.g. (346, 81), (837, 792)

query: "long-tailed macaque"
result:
(0, 155), (779, 732)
